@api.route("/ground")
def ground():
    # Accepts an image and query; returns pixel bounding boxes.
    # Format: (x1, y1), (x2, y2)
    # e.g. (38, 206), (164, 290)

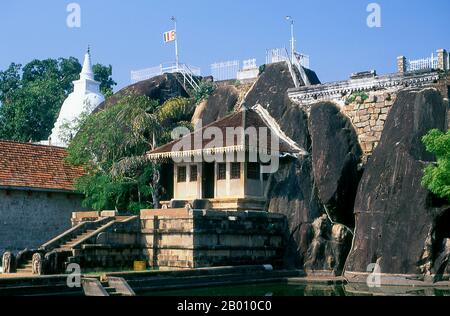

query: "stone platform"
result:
(140, 209), (288, 269)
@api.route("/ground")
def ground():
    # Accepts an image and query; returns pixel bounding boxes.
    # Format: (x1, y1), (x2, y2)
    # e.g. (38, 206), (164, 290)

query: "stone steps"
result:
(102, 285), (121, 296)
(16, 259), (33, 274)
(57, 229), (98, 249)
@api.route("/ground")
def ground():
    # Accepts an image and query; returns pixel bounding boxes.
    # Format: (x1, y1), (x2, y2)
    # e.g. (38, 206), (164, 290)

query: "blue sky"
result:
(0, 0), (449, 91)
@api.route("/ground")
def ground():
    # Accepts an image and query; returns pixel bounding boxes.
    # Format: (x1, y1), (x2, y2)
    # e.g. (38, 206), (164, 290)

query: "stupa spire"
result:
(80, 45), (94, 80)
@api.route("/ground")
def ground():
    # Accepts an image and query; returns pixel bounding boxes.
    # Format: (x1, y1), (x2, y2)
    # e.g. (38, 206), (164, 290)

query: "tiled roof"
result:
(148, 107), (305, 160)
(0, 140), (84, 192)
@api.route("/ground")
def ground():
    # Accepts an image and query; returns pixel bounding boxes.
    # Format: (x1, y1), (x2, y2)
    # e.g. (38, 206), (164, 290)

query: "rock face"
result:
(249, 62), (352, 274)
(266, 155), (353, 275)
(345, 88), (449, 275)
(191, 85), (239, 127)
(96, 73), (189, 111)
(304, 215), (352, 275)
(243, 62), (317, 148)
(265, 157), (324, 269)
(308, 103), (362, 227)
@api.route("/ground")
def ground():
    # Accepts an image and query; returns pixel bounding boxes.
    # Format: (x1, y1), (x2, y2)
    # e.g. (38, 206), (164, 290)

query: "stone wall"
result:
(342, 90), (397, 157)
(288, 70), (447, 158)
(140, 209), (287, 269)
(0, 189), (85, 257)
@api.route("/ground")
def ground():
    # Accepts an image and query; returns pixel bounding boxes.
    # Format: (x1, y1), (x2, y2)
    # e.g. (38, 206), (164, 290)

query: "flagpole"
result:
(172, 16), (179, 69)
(285, 16), (295, 64)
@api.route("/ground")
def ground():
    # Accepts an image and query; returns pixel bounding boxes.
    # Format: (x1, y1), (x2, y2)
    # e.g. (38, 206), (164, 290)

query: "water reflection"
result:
(142, 282), (450, 296)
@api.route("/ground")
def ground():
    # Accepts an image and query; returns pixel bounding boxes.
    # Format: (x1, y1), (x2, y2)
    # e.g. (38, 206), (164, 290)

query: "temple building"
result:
(49, 48), (105, 147)
(147, 104), (306, 211)
(0, 140), (85, 258)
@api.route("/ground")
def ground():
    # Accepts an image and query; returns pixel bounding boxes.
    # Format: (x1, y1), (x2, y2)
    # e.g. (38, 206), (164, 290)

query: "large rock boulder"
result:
(243, 62), (318, 149)
(345, 88), (449, 275)
(265, 156), (324, 268)
(308, 102), (362, 227)
(266, 156), (352, 275)
(191, 85), (239, 127)
(255, 64), (354, 273)
(96, 73), (189, 111)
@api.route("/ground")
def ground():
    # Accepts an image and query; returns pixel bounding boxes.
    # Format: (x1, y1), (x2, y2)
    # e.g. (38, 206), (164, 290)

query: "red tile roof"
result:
(0, 140), (84, 192)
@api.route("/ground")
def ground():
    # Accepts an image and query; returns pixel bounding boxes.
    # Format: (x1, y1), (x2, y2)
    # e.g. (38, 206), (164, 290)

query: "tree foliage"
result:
(0, 57), (116, 142)
(192, 81), (215, 104)
(93, 63), (116, 97)
(155, 97), (195, 145)
(422, 129), (450, 202)
(66, 95), (194, 213)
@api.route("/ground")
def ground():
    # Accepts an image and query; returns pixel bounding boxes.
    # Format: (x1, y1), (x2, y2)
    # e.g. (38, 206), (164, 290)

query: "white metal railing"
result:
(266, 48), (310, 68)
(282, 48), (301, 88)
(178, 63), (200, 91)
(265, 48), (311, 86)
(131, 63), (201, 84)
(266, 48), (289, 64)
(210, 58), (259, 81)
(294, 52), (310, 69)
(292, 52), (311, 86)
(447, 53), (450, 71)
(242, 58), (257, 70)
(407, 53), (438, 71)
(211, 60), (240, 81)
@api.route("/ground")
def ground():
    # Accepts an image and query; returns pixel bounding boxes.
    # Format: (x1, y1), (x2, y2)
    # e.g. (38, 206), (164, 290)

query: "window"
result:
(190, 165), (198, 182)
(217, 163), (227, 180)
(247, 163), (260, 180)
(177, 166), (187, 183)
(230, 162), (241, 179)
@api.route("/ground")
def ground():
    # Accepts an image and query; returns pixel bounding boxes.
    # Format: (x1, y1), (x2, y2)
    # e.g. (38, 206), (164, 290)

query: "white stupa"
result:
(49, 47), (105, 147)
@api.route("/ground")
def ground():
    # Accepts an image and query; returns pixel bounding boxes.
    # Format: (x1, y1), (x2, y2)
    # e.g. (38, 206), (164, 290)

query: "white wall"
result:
(215, 162), (244, 198)
(173, 161), (268, 201)
(174, 163), (201, 200)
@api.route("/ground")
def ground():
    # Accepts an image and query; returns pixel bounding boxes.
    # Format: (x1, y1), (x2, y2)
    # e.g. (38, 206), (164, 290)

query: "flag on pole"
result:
(164, 30), (176, 43)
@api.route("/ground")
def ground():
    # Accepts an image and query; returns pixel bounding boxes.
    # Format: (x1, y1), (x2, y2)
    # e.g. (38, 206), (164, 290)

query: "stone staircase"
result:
(102, 284), (122, 296)
(2, 215), (138, 276)
(55, 229), (98, 250)
(15, 259), (33, 274)
(82, 277), (135, 296)
(40, 217), (116, 252)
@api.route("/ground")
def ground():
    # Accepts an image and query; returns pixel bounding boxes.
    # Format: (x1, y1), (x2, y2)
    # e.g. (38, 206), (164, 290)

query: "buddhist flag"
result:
(164, 30), (176, 43)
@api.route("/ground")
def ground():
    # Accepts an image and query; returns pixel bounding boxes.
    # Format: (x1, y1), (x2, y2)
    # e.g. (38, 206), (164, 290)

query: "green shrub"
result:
(157, 97), (194, 124)
(192, 81), (215, 104)
(346, 92), (369, 105)
(259, 64), (266, 75)
(421, 129), (450, 202)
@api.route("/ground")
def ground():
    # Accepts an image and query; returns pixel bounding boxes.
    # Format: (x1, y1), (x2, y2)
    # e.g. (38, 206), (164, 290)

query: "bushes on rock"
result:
(192, 81), (215, 104)
(422, 129), (450, 202)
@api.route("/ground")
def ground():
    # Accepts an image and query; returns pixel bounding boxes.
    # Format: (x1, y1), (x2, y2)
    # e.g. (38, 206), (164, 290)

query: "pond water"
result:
(142, 282), (450, 296)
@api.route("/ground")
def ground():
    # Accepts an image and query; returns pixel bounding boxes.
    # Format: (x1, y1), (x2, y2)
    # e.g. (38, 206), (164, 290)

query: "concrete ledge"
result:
(141, 209), (190, 219)
(0, 274), (84, 296)
(72, 211), (100, 220)
(344, 271), (450, 287)
(288, 276), (346, 285)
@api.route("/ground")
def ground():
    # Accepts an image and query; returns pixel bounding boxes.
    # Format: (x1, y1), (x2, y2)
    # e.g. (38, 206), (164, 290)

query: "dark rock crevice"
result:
(308, 102), (363, 228)
(430, 209), (450, 277)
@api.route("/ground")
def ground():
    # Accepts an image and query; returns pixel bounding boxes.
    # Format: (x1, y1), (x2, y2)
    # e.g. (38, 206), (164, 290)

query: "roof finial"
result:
(87, 45), (90, 55)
